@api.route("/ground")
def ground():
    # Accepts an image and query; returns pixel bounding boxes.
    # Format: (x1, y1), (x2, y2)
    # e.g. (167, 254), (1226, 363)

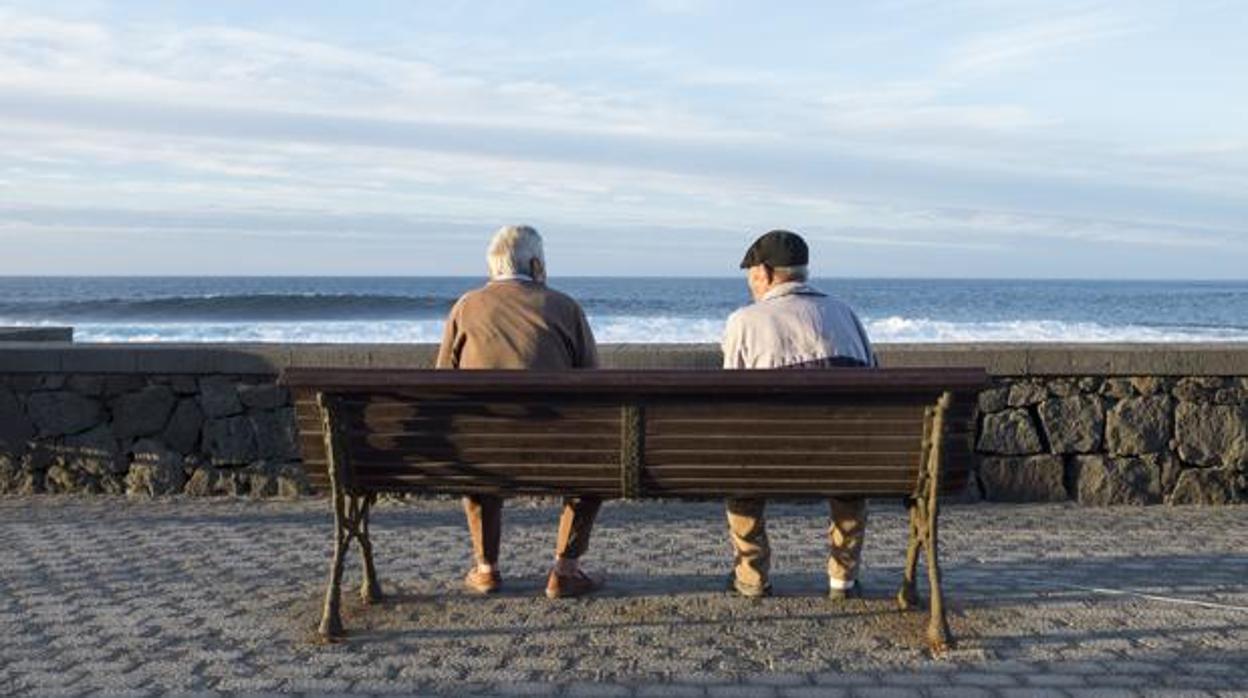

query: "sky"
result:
(0, 0), (1246, 278)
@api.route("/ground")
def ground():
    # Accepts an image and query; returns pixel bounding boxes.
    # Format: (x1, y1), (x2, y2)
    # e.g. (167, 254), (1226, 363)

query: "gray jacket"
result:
(721, 281), (876, 369)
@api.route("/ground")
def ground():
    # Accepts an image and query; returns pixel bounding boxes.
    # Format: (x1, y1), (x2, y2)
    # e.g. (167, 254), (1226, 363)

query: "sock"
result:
(829, 577), (855, 591)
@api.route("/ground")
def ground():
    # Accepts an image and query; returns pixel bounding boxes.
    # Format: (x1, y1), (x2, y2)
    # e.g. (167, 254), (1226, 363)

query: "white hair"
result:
(487, 225), (545, 279)
(772, 264), (808, 282)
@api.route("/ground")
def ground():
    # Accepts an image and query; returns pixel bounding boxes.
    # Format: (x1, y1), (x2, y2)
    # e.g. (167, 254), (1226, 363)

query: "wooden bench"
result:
(280, 368), (988, 653)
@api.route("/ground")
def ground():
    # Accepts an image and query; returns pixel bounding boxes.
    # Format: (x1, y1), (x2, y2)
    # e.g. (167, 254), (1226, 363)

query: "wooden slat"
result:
(646, 404), (928, 420)
(643, 471), (918, 484)
(341, 444), (619, 466)
(279, 367), (992, 394)
(302, 400), (621, 419)
(352, 483), (619, 496)
(304, 418), (622, 436)
(645, 485), (918, 496)
(645, 450), (922, 467)
(299, 432), (618, 451)
(645, 434), (921, 452)
(646, 419), (926, 437)
(647, 476), (917, 486)
(352, 473), (616, 483)
(350, 464), (615, 477)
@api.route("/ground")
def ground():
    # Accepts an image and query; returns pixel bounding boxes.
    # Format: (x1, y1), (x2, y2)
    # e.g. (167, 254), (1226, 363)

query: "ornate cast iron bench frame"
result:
(280, 368), (987, 655)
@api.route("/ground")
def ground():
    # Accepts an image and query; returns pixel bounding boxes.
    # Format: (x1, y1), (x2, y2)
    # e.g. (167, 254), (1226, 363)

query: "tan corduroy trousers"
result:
(725, 497), (868, 591)
(464, 494), (603, 566)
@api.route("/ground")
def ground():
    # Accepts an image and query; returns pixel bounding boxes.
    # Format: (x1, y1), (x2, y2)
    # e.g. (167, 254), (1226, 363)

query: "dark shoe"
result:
(828, 581), (863, 602)
(464, 568), (501, 594)
(726, 574), (771, 599)
(546, 568), (605, 599)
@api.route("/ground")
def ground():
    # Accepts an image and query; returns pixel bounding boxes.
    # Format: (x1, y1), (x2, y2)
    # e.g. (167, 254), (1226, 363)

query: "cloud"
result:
(947, 10), (1142, 75)
(0, 3), (1245, 277)
(643, 0), (719, 15)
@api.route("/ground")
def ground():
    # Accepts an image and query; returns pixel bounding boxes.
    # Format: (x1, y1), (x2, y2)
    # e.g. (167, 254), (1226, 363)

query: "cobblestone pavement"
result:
(2, 497), (1247, 697)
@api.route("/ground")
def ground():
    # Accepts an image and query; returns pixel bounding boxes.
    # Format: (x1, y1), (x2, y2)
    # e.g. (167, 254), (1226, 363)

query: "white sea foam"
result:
(864, 316), (1248, 343)
(58, 315), (1248, 344)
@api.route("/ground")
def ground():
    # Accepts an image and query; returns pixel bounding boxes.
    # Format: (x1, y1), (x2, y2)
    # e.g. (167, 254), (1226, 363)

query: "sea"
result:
(1, 277), (1247, 344)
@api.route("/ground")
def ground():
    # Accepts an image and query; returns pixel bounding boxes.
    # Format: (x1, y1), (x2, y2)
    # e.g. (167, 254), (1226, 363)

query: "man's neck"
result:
(491, 272), (535, 283)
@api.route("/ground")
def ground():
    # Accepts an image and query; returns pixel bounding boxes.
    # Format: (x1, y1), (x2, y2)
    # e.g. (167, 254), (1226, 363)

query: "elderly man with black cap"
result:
(722, 229), (877, 600)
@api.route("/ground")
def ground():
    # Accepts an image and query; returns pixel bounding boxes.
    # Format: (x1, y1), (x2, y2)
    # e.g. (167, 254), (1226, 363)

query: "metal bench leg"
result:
(317, 392), (363, 641)
(319, 488), (349, 640)
(358, 493), (382, 604)
(924, 391), (955, 656)
(896, 497), (922, 611)
(924, 497), (952, 654)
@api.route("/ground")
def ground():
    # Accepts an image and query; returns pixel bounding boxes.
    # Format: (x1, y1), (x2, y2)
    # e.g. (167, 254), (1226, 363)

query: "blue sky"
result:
(0, 0), (1245, 278)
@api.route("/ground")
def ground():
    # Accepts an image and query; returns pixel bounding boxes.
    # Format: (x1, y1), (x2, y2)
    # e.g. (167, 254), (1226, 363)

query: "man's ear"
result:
(529, 257), (546, 281)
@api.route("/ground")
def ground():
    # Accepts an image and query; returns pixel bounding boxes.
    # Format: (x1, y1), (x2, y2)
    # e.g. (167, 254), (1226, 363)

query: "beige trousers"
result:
(725, 497), (868, 590)
(464, 494), (602, 566)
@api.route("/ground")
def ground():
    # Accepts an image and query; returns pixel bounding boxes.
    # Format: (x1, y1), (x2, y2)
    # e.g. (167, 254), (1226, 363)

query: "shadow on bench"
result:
(280, 368), (988, 655)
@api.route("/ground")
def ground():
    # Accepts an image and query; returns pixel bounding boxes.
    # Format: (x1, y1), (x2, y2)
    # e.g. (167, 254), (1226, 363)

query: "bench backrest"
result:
(282, 369), (986, 499)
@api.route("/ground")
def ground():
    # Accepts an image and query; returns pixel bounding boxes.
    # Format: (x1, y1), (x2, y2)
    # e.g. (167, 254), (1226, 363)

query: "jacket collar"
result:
(761, 281), (826, 302)
(489, 273), (538, 285)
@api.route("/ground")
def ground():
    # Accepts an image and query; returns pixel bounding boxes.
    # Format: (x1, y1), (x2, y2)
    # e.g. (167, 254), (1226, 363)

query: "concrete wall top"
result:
(2, 341), (1248, 376)
(0, 327), (73, 342)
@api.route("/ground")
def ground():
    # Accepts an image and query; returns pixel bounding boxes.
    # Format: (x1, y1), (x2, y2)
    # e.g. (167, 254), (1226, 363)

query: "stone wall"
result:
(974, 376), (1246, 505)
(1, 342), (1245, 504)
(0, 373), (307, 498)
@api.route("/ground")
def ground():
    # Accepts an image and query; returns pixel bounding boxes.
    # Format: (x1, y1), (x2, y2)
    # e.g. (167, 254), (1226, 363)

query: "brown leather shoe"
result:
(545, 568), (605, 599)
(464, 568), (501, 594)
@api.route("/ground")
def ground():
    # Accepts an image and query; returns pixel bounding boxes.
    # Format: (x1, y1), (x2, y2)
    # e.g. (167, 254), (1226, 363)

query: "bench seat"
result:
(281, 367), (989, 654)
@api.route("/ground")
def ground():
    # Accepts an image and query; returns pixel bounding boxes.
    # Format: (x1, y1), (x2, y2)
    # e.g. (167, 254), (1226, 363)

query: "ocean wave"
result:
(52, 314), (1248, 344)
(0, 292), (709, 322)
(0, 294), (459, 322)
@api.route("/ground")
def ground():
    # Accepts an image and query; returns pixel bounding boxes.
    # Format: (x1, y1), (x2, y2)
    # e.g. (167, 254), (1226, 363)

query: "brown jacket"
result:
(436, 280), (599, 369)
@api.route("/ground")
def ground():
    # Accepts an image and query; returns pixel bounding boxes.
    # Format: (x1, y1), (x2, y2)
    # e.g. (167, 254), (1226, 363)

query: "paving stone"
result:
(567, 682), (636, 696)
(1002, 689), (1070, 698)
(781, 688), (849, 698)
(2, 499), (1247, 697)
(637, 685), (708, 697)
(850, 688), (923, 698)
(927, 689), (993, 698)
(1067, 690), (1142, 698)
(956, 672), (1023, 687)
(1028, 675), (1088, 687)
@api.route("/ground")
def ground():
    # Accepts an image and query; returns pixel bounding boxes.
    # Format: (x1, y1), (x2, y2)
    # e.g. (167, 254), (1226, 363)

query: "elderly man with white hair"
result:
(436, 225), (604, 599)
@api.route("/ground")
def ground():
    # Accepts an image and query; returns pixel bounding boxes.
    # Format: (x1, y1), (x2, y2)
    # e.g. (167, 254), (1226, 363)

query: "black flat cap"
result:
(739, 230), (809, 269)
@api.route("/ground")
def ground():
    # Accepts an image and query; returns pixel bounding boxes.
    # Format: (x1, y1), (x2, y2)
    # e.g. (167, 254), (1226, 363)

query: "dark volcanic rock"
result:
(161, 399), (205, 454)
(1106, 396), (1172, 455)
(202, 415), (258, 465)
(979, 455), (1067, 502)
(1074, 455), (1162, 506)
(26, 391), (101, 437)
(110, 385), (177, 439)
(977, 409), (1043, 455)
(0, 386), (34, 452)
(126, 439), (187, 497)
(1039, 395), (1105, 454)
(1175, 403), (1248, 468)
(239, 384), (290, 411)
(198, 376), (243, 418)
(250, 408), (300, 461)
(1169, 468), (1245, 506)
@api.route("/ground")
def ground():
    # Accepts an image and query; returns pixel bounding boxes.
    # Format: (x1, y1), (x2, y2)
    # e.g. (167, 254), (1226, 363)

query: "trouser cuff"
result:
(828, 576), (856, 591)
